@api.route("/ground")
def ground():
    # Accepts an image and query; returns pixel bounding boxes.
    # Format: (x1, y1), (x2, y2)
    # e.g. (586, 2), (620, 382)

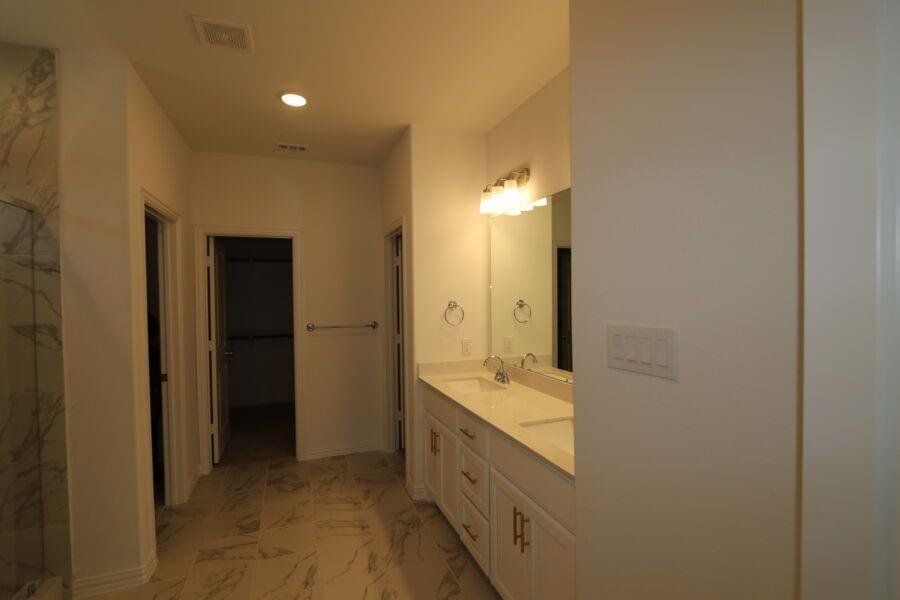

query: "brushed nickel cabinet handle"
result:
(519, 512), (531, 554)
(459, 427), (476, 440)
(461, 470), (478, 485)
(461, 522), (479, 542)
(430, 429), (435, 454)
(512, 506), (522, 546)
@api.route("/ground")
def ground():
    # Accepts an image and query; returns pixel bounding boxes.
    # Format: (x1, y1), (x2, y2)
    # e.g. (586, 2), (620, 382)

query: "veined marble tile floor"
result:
(95, 452), (498, 600)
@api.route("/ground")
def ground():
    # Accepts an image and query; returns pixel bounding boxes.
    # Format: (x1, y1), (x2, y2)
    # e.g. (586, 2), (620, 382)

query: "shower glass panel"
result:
(0, 199), (45, 598)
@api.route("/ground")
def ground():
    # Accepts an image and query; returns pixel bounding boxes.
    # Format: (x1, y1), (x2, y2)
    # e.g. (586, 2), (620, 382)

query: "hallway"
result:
(99, 452), (496, 599)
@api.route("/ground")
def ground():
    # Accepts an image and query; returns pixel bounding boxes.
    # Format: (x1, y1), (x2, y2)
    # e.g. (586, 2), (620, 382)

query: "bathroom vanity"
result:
(419, 368), (575, 600)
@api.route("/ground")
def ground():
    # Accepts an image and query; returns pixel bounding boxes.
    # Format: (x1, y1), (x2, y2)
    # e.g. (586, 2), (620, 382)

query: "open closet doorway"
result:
(386, 228), (406, 453)
(144, 209), (171, 508)
(207, 236), (296, 465)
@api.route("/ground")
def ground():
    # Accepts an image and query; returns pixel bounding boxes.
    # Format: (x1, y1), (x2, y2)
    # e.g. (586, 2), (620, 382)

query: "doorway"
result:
(386, 228), (406, 452)
(556, 247), (572, 372)
(207, 236), (296, 465)
(144, 210), (169, 507)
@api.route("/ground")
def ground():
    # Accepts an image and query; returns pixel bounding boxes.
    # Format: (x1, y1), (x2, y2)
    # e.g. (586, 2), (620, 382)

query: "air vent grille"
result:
(191, 16), (253, 52)
(276, 143), (307, 153)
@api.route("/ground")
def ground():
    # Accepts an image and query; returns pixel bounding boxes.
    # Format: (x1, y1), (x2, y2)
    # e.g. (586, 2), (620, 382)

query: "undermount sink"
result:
(519, 416), (574, 454)
(445, 377), (505, 394)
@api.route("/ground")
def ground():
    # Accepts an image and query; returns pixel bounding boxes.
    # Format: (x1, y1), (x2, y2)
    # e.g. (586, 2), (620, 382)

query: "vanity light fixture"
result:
(280, 92), (308, 108)
(480, 168), (546, 216)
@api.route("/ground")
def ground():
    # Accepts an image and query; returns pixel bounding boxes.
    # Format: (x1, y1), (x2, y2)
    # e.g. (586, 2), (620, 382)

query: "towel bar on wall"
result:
(305, 321), (379, 332)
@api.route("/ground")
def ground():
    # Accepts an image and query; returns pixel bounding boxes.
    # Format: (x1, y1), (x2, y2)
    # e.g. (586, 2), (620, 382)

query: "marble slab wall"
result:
(0, 42), (68, 598)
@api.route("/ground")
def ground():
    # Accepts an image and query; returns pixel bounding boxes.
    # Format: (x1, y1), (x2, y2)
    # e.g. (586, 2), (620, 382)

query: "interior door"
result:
(209, 238), (231, 463)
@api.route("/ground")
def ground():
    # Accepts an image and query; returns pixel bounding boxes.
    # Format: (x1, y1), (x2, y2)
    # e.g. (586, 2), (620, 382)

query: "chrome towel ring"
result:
(513, 299), (532, 324)
(443, 300), (465, 326)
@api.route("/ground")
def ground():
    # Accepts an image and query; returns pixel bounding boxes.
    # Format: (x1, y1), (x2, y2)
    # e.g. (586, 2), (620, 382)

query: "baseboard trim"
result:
(302, 440), (381, 461)
(71, 555), (157, 599)
(407, 481), (427, 501)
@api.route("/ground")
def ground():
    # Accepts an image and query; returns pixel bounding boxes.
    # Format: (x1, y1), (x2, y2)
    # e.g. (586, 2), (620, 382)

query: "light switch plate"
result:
(503, 336), (513, 353)
(461, 338), (472, 356)
(607, 324), (678, 381)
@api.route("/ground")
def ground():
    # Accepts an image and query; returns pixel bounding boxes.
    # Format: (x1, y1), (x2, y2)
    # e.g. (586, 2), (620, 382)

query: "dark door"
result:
(557, 248), (573, 371)
(145, 215), (165, 505)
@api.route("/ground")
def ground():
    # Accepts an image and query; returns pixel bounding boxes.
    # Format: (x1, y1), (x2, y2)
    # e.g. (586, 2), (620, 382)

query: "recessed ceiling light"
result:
(280, 93), (307, 108)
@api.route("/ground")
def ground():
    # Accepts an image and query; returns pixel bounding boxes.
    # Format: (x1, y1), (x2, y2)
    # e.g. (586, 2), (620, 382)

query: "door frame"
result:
(194, 225), (304, 474)
(384, 224), (406, 453)
(141, 190), (184, 505)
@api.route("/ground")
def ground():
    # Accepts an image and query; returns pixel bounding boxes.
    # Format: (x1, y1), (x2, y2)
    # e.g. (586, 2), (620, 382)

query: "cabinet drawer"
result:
(459, 443), (489, 516)
(424, 385), (457, 430)
(457, 409), (490, 458)
(458, 492), (490, 575)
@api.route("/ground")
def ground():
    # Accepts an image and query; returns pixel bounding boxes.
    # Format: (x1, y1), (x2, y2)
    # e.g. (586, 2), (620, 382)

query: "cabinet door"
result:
(531, 507), (575, 599)
(491, 469), (532, 600)
(435, 420), (459, 525)
(424, 413), (441, 502)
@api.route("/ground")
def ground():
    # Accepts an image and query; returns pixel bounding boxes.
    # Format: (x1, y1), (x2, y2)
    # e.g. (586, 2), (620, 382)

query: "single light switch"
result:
(640, 337), (652, 365)
(503, 336), (513, 353)
(461, 338), (472, 356)
(612, 334), (625, 359)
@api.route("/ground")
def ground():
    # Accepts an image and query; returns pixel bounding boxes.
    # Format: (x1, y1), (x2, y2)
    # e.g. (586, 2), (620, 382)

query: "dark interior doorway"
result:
(144, 214), (165, 506)
(216, 237), (296, 465)
(556, 247), (572, 372)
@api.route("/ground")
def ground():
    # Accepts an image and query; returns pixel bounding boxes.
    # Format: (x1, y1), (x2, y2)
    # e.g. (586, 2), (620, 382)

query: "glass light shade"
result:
(479, 191), (494, 214)
(532, 197), (548, 207)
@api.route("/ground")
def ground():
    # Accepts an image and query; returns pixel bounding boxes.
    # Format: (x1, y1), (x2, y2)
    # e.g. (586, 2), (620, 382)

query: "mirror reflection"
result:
(490, 188), (572, 382)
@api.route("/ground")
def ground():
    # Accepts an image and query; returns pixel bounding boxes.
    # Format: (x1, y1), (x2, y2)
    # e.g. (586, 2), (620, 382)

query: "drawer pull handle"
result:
(461, 522), (479, 542)
(461, 470), (478, 485)
(459, 427), (476, 440)
(513, 506), (530, 553)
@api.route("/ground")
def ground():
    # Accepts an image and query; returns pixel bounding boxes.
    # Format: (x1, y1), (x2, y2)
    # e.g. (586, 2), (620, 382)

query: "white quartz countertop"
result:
(419, 371), (575, 477)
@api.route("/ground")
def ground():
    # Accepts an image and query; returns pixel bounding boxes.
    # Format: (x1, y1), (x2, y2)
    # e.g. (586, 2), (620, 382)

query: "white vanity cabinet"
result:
(422, 383), (576, 600)
(424, 412), (459, 524)
(491, 469), (575, 600)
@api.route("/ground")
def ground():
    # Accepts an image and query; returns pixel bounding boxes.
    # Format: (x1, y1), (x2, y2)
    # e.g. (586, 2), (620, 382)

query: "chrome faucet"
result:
(483, 355), (510, 384)
(520, 353), (538, 369)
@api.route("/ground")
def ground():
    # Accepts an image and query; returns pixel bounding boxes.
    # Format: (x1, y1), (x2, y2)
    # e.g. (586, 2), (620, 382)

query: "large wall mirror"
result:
(490, 188), (572, 383)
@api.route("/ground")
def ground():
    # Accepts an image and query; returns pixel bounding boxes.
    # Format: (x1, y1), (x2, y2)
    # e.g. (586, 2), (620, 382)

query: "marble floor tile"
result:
(250, 550), (318, 600)
(217, 490), (265, 514)
(204, 509), (262, 540)
(118, 451), (498, 599)
(181, 560), (254, 600)
(261, 498), (314, 531)
(93, 577), (185, 600)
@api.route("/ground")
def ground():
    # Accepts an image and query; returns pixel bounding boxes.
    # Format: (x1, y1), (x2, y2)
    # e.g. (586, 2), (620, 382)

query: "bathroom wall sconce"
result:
(479, 168), (547, 216)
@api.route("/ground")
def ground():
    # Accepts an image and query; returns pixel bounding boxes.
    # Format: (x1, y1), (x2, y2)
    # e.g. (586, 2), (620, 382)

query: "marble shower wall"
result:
(0, 42), (69, 597)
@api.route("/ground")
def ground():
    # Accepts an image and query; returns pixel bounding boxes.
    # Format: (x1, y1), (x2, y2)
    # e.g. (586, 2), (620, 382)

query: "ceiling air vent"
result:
(276, 143), (307, 153)
(191, 16), (254, 52)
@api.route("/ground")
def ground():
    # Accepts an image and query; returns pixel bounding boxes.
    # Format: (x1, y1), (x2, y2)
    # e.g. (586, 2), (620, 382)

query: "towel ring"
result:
(443, 300), (465, 327)
(513, 299), (532, 324)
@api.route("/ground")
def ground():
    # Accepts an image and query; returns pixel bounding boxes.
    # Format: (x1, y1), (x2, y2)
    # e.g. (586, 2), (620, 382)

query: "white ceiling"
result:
(1, 0), (569, 165)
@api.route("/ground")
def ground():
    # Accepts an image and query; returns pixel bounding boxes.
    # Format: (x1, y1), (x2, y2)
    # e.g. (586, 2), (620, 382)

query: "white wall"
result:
(571, 1), (799, 598)
(59, 51), (192, 591)
(189, 152), (386, 460)
(487, 69), (570, 202)
(802, 0), (900, 597)
(380, 128), (416, 489)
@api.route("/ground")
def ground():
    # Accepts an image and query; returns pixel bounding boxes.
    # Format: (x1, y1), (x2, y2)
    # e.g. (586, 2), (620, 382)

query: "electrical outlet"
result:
(503, 336), (513, 353)
(461, 338), (472, 356)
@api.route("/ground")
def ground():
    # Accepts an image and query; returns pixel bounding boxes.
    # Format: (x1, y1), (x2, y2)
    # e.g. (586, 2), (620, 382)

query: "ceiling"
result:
(1, 0), (568, 165)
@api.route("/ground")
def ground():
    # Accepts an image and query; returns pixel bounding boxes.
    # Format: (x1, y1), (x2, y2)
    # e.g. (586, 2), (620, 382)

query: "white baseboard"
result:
(407, 480), (427, 501)
(302, 440), (381, 461)
(71, 555), (157, 599)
